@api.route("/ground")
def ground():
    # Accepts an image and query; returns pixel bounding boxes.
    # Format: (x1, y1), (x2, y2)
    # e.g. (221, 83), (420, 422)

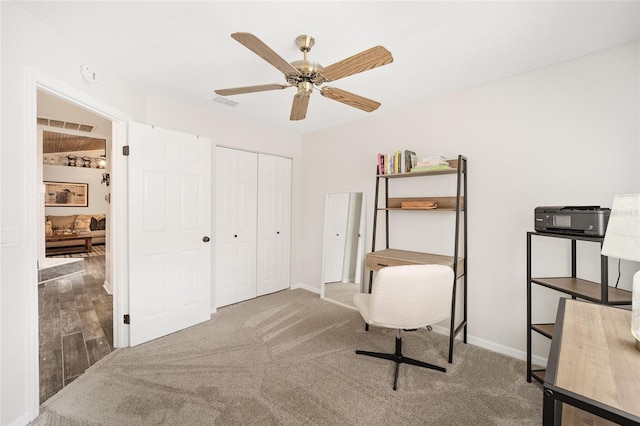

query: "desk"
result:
(544, 299), (640, 425)
(365, 249), (464, 278)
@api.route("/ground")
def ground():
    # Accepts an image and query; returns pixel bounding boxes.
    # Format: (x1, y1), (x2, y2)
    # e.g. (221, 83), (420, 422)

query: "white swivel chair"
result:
(353, 264), (454, 390)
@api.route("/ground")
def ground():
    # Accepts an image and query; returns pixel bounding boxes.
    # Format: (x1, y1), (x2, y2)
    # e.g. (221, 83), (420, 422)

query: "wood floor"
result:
(38, 251), (112, 404)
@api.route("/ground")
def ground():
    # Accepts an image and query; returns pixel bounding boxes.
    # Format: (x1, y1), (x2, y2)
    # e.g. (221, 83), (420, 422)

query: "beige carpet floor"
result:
(31, 289), (542, 425)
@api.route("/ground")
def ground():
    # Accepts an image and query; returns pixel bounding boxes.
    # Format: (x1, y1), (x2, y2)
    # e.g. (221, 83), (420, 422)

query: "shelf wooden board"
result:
(562, 405), (619, 426)
(378, 168), (458, 178)
(384, 196), (465, 211)
(531, 277), (632, 304)
(528, 230), (604, 243)
(366, 248), (465, 279)
(532, 323), (555, 339)
(531, 369), (545, 383)
(378, 158), (460, 178)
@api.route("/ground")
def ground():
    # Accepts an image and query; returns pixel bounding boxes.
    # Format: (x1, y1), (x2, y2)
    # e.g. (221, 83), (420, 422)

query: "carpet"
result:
(31, 289), (542, 425)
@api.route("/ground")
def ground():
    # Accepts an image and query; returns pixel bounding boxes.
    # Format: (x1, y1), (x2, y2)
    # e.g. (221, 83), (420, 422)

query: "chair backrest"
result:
(367, 264), (454, 329)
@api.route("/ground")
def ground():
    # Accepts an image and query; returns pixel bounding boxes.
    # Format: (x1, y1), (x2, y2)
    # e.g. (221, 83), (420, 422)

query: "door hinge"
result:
(124, 314), (130, 324)
(122, 145), (130, 156)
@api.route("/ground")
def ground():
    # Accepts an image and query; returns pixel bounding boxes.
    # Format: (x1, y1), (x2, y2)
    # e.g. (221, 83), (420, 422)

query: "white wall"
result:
(301, 42), (640, 361)
(2, 3), (142, 424)
(0, 3), (303, 424)
(43, 165), (110, 217)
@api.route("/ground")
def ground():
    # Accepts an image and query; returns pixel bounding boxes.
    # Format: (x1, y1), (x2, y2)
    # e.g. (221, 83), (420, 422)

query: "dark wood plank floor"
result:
(38, 252), (112, 404)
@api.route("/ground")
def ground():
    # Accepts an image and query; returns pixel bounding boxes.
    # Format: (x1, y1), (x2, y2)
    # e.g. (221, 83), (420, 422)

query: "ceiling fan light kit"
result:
(215, 32), (393, 121)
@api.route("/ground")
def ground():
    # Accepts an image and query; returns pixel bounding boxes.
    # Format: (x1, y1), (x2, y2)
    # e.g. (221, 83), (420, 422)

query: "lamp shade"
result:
(601, 194), (640, 351)
(601, 194), (640, 262)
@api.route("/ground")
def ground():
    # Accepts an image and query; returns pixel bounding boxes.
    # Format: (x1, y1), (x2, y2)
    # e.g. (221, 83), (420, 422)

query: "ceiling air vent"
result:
(213, 97), (239, 107)
(37, 117), (94, 133)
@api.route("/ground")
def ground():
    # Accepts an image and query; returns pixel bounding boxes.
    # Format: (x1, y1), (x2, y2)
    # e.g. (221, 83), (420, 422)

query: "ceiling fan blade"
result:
(320, 87), (381, 112)
(215, 84), (288, 96)
(319, 46), (393, 82)
(231, 32), (301, 77)
(290, 94), (310, 121)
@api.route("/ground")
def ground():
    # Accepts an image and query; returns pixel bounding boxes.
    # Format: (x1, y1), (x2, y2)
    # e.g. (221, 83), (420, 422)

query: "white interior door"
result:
(257, 154), (291, 296)
(128, 123), (212, 346)
(215, 147), (257, 307)
(323, 193), (350, 283)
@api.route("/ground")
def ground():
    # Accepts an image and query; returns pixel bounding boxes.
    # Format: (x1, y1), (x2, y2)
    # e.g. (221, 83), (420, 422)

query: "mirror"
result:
(321, 192), (365, 309)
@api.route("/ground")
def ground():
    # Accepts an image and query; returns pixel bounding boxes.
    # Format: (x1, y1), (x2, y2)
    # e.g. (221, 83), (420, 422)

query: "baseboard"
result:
(290, 282), (320, 294)
(430, 324), (548, 367)
(7, 411), (31, 426)
(102, 280), (112, 295)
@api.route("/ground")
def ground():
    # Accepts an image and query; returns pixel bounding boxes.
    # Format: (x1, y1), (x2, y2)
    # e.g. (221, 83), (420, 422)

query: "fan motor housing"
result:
(287, 60), (324, 85)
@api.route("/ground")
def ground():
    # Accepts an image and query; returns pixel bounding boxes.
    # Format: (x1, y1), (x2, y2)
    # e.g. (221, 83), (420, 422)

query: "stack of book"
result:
(377, 150), (418, 175)
(410, 155), (451, 173)
(376, 152), (452, 175)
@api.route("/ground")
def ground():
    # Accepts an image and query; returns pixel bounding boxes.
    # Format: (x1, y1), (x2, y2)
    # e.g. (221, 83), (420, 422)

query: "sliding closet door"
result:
(215, 147), (257, 307)
(257, 154), (291, 296)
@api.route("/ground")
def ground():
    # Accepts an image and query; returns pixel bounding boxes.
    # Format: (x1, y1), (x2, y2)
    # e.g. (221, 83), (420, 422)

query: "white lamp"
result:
(601, 194), (640, 351)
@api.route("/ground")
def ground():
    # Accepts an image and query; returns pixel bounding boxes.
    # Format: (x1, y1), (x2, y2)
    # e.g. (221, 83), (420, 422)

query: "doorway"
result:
(37, 90), (114, 403)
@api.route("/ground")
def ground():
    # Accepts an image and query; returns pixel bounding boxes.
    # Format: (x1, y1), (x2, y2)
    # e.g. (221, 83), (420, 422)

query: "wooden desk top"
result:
(552, 300), (640, 419)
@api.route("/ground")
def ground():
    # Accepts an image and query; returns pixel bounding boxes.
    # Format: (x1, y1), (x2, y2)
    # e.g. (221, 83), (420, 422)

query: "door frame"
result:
(25, 68), (130, 418)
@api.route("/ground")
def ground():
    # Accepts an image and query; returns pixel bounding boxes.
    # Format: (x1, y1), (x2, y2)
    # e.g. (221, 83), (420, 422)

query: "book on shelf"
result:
(376, 150), (413, 175)
(377, 154), (384, 175)
(393, 151), (402, 174)
(410, 164), (452, 173)
(405, 150), (417, 172)
(377, 150), (453, 175)
(415, 155), (448, 167)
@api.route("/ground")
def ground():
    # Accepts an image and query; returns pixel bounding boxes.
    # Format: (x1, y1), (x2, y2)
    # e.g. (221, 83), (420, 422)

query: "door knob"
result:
(202, 236), (210, 242)
(234, 234), (238, 238)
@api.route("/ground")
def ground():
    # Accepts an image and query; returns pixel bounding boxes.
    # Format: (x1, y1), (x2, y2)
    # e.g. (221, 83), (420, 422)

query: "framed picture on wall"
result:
(44, 181), (88, 207)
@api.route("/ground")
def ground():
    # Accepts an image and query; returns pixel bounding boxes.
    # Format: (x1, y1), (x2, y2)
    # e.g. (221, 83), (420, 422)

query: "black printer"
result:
(534, 206), (610, 237)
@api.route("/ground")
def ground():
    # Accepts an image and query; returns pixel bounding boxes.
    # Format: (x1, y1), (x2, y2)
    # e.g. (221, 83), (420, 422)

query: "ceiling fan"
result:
(215, 33), (394, 121)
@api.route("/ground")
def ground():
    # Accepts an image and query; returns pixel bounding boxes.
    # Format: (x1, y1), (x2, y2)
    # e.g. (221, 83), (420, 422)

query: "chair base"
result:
(356, 332), (445, 390)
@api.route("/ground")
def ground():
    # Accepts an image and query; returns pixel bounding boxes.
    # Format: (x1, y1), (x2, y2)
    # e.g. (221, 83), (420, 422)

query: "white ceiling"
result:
(20, 1), (640, 136)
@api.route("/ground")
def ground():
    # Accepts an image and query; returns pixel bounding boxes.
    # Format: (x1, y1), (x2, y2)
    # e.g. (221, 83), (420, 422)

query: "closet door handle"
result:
(234, 234), (238, 238)
(202, 236), (210, 243)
